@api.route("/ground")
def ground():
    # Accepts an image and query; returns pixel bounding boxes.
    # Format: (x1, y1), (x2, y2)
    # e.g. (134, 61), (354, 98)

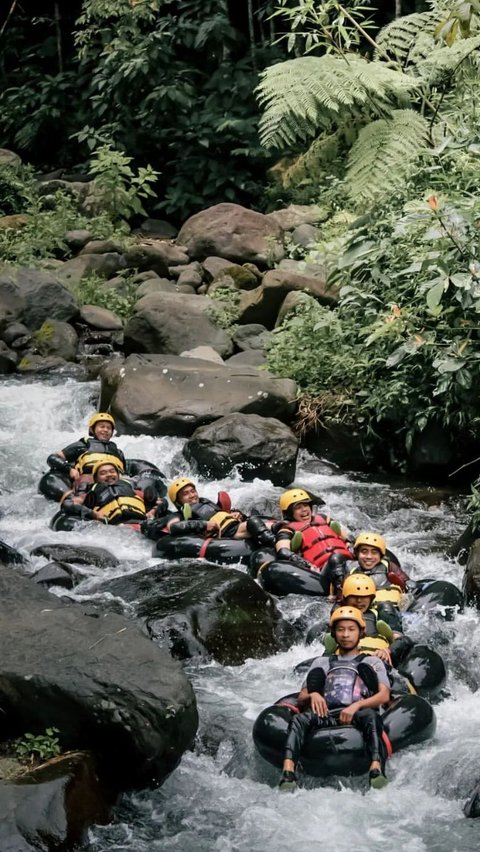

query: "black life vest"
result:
(188, 498), (238, 536)
(87, 479), (146, 524)
(75, 438), (125, 475)
(323, 654), (379, 709)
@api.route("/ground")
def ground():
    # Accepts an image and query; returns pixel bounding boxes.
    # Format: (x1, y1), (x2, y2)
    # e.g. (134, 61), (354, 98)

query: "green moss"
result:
(18, 357), (32, 369)
(218, 266), (258, 289)
(33, 321), (55, 345)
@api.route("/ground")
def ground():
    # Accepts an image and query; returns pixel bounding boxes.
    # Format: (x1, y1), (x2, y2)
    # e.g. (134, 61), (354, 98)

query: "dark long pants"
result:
(283, 707), (386, 766)
(316, 553), (350, 595)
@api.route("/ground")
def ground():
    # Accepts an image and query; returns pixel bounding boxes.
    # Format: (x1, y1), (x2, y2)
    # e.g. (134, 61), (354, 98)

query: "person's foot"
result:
(369, 768), (388, 789)
(278, 770), (297, 792)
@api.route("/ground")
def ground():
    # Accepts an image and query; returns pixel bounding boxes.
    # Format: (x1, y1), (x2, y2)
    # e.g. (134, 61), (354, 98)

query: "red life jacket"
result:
(289, 515), (352, 569)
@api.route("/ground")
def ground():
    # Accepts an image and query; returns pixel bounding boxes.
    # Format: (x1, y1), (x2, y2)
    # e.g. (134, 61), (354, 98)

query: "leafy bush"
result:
(13, 727), (61, 765)
(75, 271), (138, 320)
(88, 143), (159, 223)
(208, 287), (242, 330)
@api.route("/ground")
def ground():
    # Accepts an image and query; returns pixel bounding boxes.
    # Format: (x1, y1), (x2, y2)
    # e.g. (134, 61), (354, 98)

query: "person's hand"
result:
(206, 521), (220, 536)
(374, 648), (392, 665)
(339, 702), (362, 724)
(92, 510), (107, 523)
(69, 467), (80, 481)
(310, 692), (328, 717)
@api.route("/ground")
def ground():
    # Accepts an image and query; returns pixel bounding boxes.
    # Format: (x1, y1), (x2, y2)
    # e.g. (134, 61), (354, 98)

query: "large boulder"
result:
(11, 268), (79, 330)
(79, 304), (123, 331)
(96, 562), (295, 665)
(0, 752), (110, 852)
(0, 565), (198, 793)
(265, 204), (328, 231)
(55, 253), (127, 288)
(33, 319), (78, 362)
(0, 341), (17, 373)
(101, 354), (297, 436)
(177, 203), (285, 267)
(124, 292), (233, 358)
(183, 413), (298, 485)
(124, 242), (189, 276)
(0, 275), (24, 330)
(237, 268), (339, 328)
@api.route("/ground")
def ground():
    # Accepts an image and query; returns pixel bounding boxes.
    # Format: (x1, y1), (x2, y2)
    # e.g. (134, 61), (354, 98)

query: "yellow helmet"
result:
(279, 488), (312, 518)
(342, 573), (377, 599)
(88, 412), (116, 436)
(92, 455), (124, 479)
(330, 606), (365, 630)
(168, 477), (195, 506)
(353, 532), (386, 556)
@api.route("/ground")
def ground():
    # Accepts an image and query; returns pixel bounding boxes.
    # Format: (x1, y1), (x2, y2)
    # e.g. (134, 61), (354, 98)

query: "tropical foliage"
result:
(265, 1), (480, 470)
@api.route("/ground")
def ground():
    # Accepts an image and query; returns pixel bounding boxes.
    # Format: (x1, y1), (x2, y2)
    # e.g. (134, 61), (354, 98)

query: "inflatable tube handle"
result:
(217, 491), (231, 512)
(278, 701), (301, 715)
(382, 731), (393, 759)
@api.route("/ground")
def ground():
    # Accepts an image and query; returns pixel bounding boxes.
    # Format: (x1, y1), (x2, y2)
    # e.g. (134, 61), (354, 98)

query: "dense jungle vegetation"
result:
(2, 0), (480, 481)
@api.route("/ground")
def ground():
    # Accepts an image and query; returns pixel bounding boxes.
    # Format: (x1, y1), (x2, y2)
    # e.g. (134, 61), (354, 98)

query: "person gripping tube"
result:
(46, 412), (126, 494)
(278, 606), (390, 792)
(273, 488), (353, 596)
(61, 457), (155, 525)
(351, 532), (410, 592)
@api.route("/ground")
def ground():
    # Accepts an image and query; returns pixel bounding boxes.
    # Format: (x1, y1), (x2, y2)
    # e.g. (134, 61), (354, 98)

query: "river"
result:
(0, 376), (479, 852)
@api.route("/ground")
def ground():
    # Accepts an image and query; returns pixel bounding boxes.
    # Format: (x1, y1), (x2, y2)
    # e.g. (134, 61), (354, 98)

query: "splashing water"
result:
(0, 377), (477, 851)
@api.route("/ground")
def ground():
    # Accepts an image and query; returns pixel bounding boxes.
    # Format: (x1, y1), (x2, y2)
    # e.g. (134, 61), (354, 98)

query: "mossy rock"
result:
(211, 265), (259, 292)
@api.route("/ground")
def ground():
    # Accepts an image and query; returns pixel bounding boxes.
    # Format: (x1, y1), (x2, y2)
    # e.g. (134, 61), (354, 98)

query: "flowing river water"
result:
(0, 376), (479, 851)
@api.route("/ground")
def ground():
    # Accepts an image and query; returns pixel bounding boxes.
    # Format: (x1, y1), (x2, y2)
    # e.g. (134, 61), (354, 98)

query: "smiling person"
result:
(150, 477), (276, 544)
(351, 532), (410, 592)
(278, 606), (390, 792)
(46, 412), (126, 495)
(60, 457), (149, 525)
(273, 488), (352, 596)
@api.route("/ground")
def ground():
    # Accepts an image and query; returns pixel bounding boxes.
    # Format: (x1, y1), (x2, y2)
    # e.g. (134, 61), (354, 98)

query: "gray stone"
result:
(177, 203), (285, 267)
(232, 323), (271, 351)
(0, 274), (25, 329)
(102, 353), (297, 436)
(0, 752), (110, 852)
(124, 242), (188, 277)
(64, 229), (94, 251)
(17, 355), (85, 376)
(33, 319), (78, 361)
(1, 322), (30, 346)
(291, 223), (320, 247)
(0, 564), (198, 792)
(79, 304), (123, 331)
(124, 292), (233, 358)
(0, 340), (17, 373)
(276, 290), (310, 326)
(183, 412), (299, 485)
(79, 239), (124, 255)
(202, 256), (236, 281)
(180, 346), (225, 364)
(237, 267), (338, 328)
(265, 204), (328, 231)
(55, 253), (127, 287)
(135, 218), (178, 239)
(0, 148), (21, 168)
(96, 562), (295, 665)
(177, 268), (203, 289)
(226, 350), (267, 368)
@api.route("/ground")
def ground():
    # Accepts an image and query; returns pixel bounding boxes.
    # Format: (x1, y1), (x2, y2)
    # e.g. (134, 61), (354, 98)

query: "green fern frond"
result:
(345, 109), (429, 207)
(257, 56), (418, 150)
(416, 34), (480, 83)
(375, 11), (441, 66)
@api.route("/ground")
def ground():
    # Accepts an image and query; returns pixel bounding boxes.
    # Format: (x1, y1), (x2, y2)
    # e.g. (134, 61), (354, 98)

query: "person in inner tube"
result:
(61, 458), (159, 525)
(350, 532), (410, 591)
(278, 606), (390, 792)
(46, 412), (126, 496)
(142, 477), (276, 544)
(273, 488), (352, 597)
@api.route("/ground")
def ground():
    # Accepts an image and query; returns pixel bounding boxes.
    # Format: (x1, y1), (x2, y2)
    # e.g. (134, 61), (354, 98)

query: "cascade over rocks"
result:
(101, 354), (297, 436)
(183, 413), (299, 485)
(0, 565), (198, 792)
(124, 292), (233, 358)
(95, 561), (296, 665)
(177, 203), (285, 267)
